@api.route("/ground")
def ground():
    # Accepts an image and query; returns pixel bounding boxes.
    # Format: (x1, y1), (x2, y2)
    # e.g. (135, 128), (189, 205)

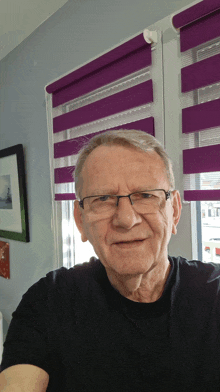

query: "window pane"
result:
(201, 200), (220, 263)
(61, 200), (97, 267)
(190, 38), (220, 264)
(62, 201), (75, 268)
(73, 220), (97, 265)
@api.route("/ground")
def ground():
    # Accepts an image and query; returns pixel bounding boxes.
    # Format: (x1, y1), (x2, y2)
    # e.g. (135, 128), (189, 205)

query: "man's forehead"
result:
(83, 144), (161, 168)
(80, 144), (168, 195)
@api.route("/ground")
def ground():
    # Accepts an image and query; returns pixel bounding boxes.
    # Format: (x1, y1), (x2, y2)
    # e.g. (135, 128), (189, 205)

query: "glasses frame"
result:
(79, 189), (172, 210)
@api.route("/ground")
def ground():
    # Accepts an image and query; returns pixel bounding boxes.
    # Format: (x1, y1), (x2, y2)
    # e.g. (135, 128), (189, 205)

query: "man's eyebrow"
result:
(87, 189), (118, 195)
(86, 186), (153, 196)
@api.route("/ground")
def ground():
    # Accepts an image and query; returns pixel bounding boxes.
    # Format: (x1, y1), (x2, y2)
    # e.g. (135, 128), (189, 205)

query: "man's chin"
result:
(104, 257), (155, 278)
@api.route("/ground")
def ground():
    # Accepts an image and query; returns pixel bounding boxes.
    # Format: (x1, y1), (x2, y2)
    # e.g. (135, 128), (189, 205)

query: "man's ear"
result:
(171, 190), (182, 235)
(73, 200), (88, 242)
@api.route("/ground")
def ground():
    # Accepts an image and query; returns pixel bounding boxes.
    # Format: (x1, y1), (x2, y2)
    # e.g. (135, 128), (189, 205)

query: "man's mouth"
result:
(113, 239), (145, 247)
(115, 239), (145, 244)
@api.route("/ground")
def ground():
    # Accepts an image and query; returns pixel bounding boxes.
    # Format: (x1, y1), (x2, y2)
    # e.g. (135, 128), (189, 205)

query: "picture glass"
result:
(0, 154), (22, 233)
(0, 175), (13, 210)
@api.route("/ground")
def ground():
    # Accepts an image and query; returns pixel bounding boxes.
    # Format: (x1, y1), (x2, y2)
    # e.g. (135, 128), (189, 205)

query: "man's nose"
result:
(112, 196), (142, 229)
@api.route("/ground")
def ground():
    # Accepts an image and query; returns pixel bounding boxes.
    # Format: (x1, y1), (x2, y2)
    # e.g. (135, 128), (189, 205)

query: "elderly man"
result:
(1, 129), (220, 392)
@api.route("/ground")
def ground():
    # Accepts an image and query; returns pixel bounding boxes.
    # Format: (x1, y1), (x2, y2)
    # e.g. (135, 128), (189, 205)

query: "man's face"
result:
(74, 145), (181, 277)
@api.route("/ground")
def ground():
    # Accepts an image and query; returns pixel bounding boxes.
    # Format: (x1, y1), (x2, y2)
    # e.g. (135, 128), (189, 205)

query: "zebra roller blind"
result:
(173, 0), (220, 201)
(45, 31), (157, 202)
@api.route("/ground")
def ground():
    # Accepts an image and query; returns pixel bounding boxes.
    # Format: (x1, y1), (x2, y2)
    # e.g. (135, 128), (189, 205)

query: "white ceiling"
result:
(0, 0), (69, 62)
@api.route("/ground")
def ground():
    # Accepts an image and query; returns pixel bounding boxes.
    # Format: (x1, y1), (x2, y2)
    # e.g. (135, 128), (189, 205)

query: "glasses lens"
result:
(131, 190), (165, 213)
(86, 195), (116, 214)
(84, 190), (166, 216)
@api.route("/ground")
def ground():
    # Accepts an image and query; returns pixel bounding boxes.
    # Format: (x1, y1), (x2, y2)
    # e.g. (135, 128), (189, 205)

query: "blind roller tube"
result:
(180, 10), (220, 52)
(172, 0), (220, 29)
(52, 46), (151, 108)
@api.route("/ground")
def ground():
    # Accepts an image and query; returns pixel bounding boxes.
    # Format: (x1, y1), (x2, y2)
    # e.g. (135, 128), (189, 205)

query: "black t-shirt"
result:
(2, 256), (220, 391)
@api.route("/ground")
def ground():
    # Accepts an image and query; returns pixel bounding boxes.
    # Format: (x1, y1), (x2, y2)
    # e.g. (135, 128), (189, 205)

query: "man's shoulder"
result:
(24, 257), (104, 300)
(47, 257), (103, 283)
(171, 255), (220, 275)
(170, 256), (220, 293)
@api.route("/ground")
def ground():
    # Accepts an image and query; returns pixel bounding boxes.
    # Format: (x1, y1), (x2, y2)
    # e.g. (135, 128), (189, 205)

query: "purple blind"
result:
(107, 117), (154, 136)
(172, 1), (220, 52)
(55, 166), (75, 184)
(184, 189), (220, 201)
(57, 189), (220, 202)
(173, 1), (220, 201)
(183, 145), (220, 174)
(55, 193), (76, 201)
(47, 31), (155, 202)
(181, 53), (220, 93)
(53, 80), (153, 133)
(173, 0), (220, 29)
(180, 10), (220, 52)
(54, 122), (155, 200)
(46, 33), (151, 108)
(54, 118), (154, 160)
(182, 99), (220, 134)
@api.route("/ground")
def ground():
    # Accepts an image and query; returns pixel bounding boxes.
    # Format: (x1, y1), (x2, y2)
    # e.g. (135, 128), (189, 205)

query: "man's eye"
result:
(91, 195), (110, 203)
(140, 193), (153, 199)
(99, 195), (109, 202)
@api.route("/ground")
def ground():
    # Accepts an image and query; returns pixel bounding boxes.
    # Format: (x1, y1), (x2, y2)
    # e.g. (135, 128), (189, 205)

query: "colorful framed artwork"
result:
(0, 144), (30, 242)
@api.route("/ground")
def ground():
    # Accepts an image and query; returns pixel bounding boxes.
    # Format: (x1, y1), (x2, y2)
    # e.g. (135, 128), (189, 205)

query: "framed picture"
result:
(0, 144), (30, 242)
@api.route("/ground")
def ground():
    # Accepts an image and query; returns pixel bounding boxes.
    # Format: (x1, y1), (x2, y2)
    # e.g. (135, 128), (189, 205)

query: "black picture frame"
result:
(0, 144), (30, 242)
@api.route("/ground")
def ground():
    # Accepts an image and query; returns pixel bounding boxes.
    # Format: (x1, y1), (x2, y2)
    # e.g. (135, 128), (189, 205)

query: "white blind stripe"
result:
(183, 127), (220, 150)
(54, 155), (78, 169)
(184, 172), (220, 190)
(55, 183), (75, 194)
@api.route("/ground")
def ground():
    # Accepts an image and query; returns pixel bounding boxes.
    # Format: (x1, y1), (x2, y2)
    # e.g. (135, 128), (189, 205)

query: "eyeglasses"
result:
(79, 189), (172, 217)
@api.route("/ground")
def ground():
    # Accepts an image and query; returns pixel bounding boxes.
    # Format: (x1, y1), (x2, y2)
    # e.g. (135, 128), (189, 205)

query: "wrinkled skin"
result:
(74, 145), (181, 302)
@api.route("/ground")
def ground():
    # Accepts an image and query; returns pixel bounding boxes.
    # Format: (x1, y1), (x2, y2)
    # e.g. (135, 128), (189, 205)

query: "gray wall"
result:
(0, 0), (195, 337)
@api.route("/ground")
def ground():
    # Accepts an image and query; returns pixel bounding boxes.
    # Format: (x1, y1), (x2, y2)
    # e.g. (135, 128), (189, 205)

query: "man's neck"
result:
(106, 259), (171, 303)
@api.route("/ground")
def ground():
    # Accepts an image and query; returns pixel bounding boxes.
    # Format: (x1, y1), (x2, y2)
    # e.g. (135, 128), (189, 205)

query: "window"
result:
(46, 1), (220, 267)
(46, 32), (158, 267)
(174, 1), (220, 263)
(195, 39), (220, 262)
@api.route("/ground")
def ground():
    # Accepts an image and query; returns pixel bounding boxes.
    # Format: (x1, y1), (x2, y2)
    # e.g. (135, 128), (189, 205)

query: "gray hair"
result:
(74, 129), (175, 199)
